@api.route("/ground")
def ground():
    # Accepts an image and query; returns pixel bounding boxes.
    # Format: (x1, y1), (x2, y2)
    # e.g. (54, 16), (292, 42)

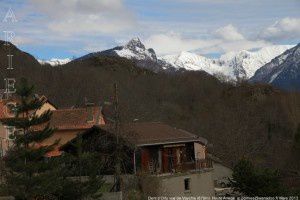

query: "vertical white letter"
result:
(4, 78), (16, 94)
(3, 8), (17, 23)
(3, 31), (15, 45)
(7, 55), (13, 70)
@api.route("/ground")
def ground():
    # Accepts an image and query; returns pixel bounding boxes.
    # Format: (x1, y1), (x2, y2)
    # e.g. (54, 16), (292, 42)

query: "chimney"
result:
(97, 106), (106, 125)
(85, 98), (95, 122)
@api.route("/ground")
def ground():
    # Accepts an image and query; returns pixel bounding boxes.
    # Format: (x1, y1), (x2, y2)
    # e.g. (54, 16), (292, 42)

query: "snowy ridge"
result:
(74, 37), (296, 82)
(160, 51), (234, 78)
(218, 45), (294, 78)
(250, 43), (300, 89)
(160, 45), (294, 80)
(39, 58), (71, 66)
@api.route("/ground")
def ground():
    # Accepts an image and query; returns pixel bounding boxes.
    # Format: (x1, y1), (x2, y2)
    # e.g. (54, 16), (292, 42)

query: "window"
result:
(184, 178), (191, 191)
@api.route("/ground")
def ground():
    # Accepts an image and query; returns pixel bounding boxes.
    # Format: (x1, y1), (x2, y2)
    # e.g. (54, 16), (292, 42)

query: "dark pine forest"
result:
(1, 41), (300, 175)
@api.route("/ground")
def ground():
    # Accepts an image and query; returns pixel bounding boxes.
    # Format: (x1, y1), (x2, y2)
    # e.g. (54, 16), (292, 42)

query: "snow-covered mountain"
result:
(160, 51), (234, 78)
(114, 37), (157, 61)
(77, 37), (166, 72)
(76, 37), (295, 81)
(39, 58), (71, 66)
(218, 45), (294, 78)
(250, 43), (300, 91)
(160, 45), (294, 80)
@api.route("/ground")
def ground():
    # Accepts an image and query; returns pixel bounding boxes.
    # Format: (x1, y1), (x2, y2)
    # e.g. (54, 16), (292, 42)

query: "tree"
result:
(0, 78), (61, 199)
(0, 79), (104, 199)
(58, 135), (104, 200)
(231, 159), (287, 196)
(294, 124), (300, 153)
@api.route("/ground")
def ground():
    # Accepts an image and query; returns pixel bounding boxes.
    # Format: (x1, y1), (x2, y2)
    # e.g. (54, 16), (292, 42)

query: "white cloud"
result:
(260, 17), (300, 40)
(82, 42), (112, 53)
(169, 0), (238, 3)
(145, 33), (217, 55)
(144, 33), (219, 55)
(29, 0), (135, 36)
(215, 24), (244, 41)
(210, 39), (270, 53)
(145, 25), (271, 56)
(13, 1), (295, 59)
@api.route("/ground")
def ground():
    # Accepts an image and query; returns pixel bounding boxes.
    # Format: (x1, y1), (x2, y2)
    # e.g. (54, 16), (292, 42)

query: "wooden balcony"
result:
(159, 158), (213, 174)
(181, 158), (212, 171)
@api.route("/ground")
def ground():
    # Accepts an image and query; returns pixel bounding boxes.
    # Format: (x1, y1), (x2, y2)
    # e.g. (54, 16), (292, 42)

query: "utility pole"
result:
(113, 83), (121, 192)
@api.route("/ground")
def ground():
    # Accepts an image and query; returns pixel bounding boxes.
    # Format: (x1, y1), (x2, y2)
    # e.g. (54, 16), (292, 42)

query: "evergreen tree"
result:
(294, 124), (300, 152)
(0, 78), (60, 199)
(58, 135), (104, 200)
(0, 79), (104, 199)
(231, 159), (287, 196)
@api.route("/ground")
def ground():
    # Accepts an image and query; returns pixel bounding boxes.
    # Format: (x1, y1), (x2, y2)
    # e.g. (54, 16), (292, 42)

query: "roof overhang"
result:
(136, 139), (207, 147)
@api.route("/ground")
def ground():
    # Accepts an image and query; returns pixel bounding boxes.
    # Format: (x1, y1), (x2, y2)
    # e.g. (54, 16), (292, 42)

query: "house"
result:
(209, 155), (233, 196)
(0, 95), (57, 119)
(1, 93), (215, 196)
(0, 95), (57, 156)
(40, 105), (105, 156)
(34, 95), (57, 116)
(124, 122), (210, 174)
(0, 95), (105, 157)
(61, 122), (215, 197)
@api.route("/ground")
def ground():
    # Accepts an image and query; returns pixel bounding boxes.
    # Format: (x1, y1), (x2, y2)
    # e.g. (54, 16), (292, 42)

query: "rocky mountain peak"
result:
(117, 37), (157, 61)
(124, 37), (145, 51)
(74, 38), (297, 86)
(250, 43), (300, 91)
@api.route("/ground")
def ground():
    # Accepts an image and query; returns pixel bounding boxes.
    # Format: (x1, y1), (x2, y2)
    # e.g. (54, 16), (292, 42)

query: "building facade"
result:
(0, 95), (57, 156)
(61, 122), (215, 197)
(0, 95), (106, 157)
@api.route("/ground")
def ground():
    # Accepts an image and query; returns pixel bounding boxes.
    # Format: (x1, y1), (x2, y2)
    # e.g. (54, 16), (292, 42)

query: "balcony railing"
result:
(180, 158), (213, 172)
(158, 158), (213, 174)
(144, 158), (213, 174)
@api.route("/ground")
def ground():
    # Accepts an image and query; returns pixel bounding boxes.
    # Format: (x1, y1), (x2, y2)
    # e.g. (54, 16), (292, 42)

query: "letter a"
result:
(3, 8), (17, 23)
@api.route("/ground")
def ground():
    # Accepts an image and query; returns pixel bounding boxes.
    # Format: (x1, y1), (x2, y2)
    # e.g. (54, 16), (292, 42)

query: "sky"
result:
(0, 0), (299, 60)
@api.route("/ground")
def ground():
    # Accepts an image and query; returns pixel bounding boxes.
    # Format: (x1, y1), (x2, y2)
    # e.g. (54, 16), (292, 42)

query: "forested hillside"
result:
(1, 41), (300, 173)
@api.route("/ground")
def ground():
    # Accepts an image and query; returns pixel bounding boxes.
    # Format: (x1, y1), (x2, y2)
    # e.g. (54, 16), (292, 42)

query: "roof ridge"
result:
(133, 121), (162, 124)
(53, 106), (100, 112)
(177, 128), (197, 136)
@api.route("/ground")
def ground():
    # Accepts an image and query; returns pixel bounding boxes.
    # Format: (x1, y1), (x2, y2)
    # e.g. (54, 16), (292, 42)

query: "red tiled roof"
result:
(0, 101), (6, 119)
(39, 106), (105, 157)
(48, 106), (105, 130)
